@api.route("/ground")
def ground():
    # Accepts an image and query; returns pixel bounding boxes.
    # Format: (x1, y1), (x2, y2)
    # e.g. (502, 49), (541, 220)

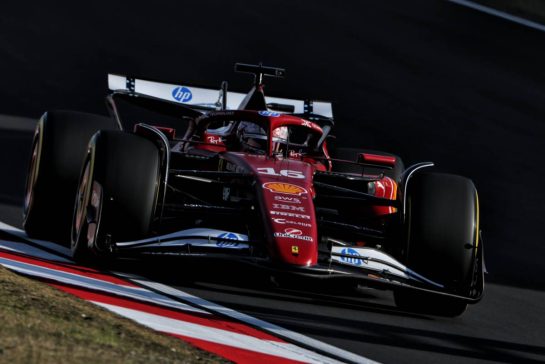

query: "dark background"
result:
(1, 2), (545, 362)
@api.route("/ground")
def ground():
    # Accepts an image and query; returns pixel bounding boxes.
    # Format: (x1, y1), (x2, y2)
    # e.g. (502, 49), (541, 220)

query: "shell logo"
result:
(263, 182), (308, 196)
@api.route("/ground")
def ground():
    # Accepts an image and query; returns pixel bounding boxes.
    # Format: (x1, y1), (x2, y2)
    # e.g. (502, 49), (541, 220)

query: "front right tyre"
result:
(394, 172), (480, 317)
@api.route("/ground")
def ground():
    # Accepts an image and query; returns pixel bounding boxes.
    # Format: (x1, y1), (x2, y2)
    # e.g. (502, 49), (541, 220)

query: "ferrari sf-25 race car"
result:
(23, 63), (484, 316)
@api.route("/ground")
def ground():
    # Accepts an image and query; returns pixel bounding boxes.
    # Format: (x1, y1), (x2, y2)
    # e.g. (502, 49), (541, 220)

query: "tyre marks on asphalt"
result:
(0, 222), (375, 364)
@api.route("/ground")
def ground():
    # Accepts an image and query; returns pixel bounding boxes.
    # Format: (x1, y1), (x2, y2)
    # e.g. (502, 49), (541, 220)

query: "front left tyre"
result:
(23, 111), (120, 244)
(71, 130), (161, 261)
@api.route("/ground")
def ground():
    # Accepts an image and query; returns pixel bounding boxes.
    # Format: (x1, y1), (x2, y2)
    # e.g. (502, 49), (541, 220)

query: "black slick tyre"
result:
(394, 172), (479, 317)
(71, 130), (160, 261)
(23, 110), (120, 244)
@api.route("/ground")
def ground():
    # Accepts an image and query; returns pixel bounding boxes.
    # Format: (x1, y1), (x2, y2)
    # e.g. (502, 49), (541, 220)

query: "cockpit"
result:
(204, 116), (323, 159)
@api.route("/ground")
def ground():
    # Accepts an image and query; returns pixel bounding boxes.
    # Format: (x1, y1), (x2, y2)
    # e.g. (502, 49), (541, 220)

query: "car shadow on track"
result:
(206, 300), (545, 364)
(110, 257), (432, 319)
(110, 258), (545, 363)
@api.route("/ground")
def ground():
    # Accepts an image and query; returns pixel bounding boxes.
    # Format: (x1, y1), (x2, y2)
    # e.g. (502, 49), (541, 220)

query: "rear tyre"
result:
(23, 111), (120, 244)
(394, 172), (479, 317)
(331, 147), (404, 181)
(71, 131), (160, 261)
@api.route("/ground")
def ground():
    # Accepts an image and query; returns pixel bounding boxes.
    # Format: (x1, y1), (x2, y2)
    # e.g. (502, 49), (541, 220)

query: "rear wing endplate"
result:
(108, 74), (334, 120)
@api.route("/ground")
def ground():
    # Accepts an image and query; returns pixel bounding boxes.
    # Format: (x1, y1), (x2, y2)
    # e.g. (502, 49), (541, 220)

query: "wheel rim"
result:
(72, 156), (103, 252)
(23, 123), (43, 219)
(23, 138), (39, 214)
(86, 181), (103, 250)
(72, 159), (91, 248)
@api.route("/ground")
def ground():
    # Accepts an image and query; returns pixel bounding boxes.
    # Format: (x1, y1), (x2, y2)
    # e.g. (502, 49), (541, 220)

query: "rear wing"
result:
(108, 74), (334, 120)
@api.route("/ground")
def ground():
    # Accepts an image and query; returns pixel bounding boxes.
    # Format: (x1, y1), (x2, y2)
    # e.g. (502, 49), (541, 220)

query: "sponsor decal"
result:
(225, 162), (245, 173)
(302, 120), (312, 128)
(272, 218), (312, 228)
(207, 135), (223, 144)
(273, 203), (305, 212)
(206, 110), (234, 117)
(258, 110), (280, 117)
(289, 150), (303, 158)
(274, 232), (313, 241)
(216, 232), (242, 248)
(270, 211), (311, 220)
(263, 182), (307, 195)
(284, 228), (302, 236)
(291, 245), (299, 255)
(257, 168), (305, 179)
(274, 195), (301, 204)
(340, 248), (364, 266)
(172, 86), (193, 103)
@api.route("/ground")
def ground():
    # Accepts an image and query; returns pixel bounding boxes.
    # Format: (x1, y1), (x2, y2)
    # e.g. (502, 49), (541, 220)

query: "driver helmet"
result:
(237, 122), (268, 154)
(237, 122), (289, 154)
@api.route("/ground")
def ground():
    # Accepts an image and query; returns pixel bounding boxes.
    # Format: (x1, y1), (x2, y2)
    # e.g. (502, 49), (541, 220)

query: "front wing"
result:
(112, 228), (484, 304)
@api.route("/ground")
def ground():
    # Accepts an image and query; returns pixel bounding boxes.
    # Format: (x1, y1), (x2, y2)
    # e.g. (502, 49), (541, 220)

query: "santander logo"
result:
(284, 228), (303, 236)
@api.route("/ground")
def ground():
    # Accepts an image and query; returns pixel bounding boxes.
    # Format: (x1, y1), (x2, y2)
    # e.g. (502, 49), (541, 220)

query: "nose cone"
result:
(231, 153), (319, 266)
(258, 171), (318, 266)
(272, 226), (317, 266)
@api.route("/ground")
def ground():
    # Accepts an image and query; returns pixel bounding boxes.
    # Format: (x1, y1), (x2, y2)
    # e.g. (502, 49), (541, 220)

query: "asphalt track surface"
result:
(1, 1), (545, 363)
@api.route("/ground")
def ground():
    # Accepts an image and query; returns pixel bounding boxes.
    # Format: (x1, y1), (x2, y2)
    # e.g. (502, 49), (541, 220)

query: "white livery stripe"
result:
(94, 302), (344, 364)
(108, 75), (334, 118)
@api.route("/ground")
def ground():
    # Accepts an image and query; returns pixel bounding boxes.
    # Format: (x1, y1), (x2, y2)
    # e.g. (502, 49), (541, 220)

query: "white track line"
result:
(0, 221), (71, 257)
(122, 275), (377, 364)
(0, 222), (377, 363)
(0, 252), (353, 364)
(0, 255), (205, 314)
(447, 0), (545, 33)
(0, 240), (72, 262)
(95, 302), (346, 364)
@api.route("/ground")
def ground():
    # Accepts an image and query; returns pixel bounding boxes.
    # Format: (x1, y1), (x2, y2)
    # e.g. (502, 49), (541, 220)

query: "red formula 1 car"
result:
(23, 63), (484, 316)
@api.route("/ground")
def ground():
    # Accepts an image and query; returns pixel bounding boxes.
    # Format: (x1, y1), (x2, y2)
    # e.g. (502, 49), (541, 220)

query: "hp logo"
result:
(258, 110), (280, 117)
(340, 248), (363, 266)
(216, 232), (240, 248)
(172, 86), (193, 103)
